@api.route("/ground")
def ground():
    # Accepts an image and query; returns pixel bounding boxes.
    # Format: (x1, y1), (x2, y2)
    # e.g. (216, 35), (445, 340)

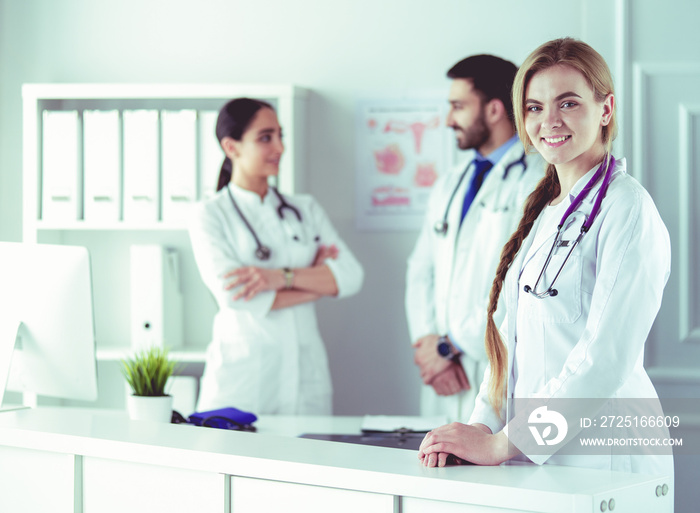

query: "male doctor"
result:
(405, 54), (542, 422)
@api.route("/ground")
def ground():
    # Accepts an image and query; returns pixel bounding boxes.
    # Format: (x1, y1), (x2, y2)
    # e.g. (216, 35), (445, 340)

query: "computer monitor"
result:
(0, 242), (98, 406)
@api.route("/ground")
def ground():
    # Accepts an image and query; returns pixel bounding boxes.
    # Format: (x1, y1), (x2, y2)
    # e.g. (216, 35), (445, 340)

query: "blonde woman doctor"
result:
(189, 98), (364, 415)
(419, 38), (674, 487)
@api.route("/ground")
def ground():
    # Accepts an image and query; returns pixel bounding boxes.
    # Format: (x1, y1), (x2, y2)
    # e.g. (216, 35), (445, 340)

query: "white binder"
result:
(162, 110), (197, 222)
(41, 110), (81, 222)
(83, 110), (121, 222)
(169, 376), (198, 417)
(130, 245), (183, 351)
(198, 110), (224, 201)
(123, 110), (160, 223)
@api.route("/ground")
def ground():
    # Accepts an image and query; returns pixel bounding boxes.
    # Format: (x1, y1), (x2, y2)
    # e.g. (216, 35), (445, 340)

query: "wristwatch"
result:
(437, 335), (461, 362)
(282, 267), (294, 289)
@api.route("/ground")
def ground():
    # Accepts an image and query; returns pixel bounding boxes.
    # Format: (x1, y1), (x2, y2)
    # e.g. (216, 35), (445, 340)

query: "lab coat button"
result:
(656, 485), (662, 497)
(600, 500), (608, 512)
(608, 498), (615, 510)
(662, 484), (669, 496)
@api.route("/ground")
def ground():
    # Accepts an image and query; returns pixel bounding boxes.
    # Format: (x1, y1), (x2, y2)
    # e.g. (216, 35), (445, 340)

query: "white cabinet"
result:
(230, 477), (396, 513)
(0, 446), (79, 513)
(21, 84), (307, 405)
(83, 457), (227, 513)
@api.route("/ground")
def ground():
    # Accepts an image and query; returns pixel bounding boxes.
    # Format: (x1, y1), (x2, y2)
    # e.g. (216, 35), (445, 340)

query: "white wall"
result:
(4, 0), (695, 412)
(0, 0), (594, 415)
(2, 1), (700, 511)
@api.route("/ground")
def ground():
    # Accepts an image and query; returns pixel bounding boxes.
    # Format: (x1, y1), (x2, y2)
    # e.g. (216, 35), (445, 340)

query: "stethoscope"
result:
(226, 184), (303, 261)
(523, 155), (615, 298)
(434, 151), (527, 235)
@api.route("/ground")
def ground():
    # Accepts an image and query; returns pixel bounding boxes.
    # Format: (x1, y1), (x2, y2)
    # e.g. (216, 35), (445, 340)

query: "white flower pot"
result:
(126, 394), (173, 423)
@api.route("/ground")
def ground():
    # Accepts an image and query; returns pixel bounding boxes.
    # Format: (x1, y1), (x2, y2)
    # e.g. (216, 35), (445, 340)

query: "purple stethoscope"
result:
(523, 155), (616, 298)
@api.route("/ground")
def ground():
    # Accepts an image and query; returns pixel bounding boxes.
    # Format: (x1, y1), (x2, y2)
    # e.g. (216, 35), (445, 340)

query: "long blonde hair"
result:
(484, 38), (618, 416)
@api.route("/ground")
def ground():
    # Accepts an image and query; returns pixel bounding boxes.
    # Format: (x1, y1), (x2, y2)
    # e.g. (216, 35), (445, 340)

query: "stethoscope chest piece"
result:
(433, 221), (448, 235)
(255, 246), (272, 261)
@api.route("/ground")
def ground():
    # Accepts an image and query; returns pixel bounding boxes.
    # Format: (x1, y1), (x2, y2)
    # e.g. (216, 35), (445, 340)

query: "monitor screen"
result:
(0, 242), (98, 404)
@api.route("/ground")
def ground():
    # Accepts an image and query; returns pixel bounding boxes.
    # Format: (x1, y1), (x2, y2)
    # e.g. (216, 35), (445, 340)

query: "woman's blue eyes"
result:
(526, 101), (577, 113)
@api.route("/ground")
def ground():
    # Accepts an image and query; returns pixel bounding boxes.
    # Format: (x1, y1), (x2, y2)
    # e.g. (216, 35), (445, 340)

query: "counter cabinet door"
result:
(402, 497), (541, 513)
(230, 476), (395, 513)
(82, 457), (227, 512)
(0, 446), (79, 513)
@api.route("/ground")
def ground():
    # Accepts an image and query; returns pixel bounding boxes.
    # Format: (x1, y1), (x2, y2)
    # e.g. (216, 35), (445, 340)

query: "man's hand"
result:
(430, 365), (470, 396)
(412, 334), (469, 395)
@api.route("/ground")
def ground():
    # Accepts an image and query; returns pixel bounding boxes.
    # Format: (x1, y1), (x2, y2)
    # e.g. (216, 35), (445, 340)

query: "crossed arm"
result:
(223, 245), (339, 310)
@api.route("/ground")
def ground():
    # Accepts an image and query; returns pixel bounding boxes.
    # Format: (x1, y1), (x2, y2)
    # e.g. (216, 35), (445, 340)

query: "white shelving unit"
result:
(21, 84), (308, 399)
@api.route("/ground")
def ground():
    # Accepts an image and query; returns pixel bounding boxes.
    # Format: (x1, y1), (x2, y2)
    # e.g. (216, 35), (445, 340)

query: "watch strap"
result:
(437, 335), (460, 361)
(282, 267), (294, 289)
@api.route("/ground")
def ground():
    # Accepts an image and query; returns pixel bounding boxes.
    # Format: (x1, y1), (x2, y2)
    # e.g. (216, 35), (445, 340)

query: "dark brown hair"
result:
(215, 98), (274, 191)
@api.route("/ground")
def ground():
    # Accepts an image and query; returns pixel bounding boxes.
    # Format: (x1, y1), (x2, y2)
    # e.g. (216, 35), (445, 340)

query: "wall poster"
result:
(355, 97), (453, 231)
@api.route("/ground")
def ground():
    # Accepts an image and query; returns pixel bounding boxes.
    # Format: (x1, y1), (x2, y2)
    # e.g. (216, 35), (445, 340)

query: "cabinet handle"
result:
(170, 195), (191, 202)
(92, 196), (112, 202)
(50, 195), (71, 201)
(131, 195), (152, 201)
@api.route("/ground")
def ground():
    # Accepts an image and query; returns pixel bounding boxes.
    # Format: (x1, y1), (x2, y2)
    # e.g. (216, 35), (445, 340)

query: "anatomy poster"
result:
(355, 98), (452, 230)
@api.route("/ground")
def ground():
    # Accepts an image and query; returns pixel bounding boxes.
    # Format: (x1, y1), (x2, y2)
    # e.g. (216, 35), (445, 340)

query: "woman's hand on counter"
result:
(418, 423), (516, 467)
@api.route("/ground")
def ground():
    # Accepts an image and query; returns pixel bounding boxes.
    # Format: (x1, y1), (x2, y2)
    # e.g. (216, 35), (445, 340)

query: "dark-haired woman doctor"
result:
(189, 98), (364, 415)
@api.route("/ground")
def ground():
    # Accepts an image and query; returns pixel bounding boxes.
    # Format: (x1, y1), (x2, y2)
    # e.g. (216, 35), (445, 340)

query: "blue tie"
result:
(460, 158), (493, 226)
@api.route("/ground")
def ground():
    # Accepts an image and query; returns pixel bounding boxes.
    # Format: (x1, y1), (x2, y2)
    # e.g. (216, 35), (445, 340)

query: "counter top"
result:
(0, 408), (667, 512)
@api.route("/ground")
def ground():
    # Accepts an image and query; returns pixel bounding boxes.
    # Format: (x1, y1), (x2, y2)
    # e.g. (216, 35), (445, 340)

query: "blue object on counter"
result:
(188, 407), (258, 431)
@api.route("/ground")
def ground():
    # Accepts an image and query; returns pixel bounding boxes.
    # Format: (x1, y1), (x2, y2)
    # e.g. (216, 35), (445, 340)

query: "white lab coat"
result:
(189, 183), (364, 415)
(406, 143), (543, 422)
(469, 158), (674, 481)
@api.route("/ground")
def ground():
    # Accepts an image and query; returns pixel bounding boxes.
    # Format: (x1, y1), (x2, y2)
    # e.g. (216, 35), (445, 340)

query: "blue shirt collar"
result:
(476, 134), (519, 165)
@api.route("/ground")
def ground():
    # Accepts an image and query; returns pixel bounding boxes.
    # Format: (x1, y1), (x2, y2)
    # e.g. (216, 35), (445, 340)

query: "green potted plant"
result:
(121, 346), (178, 422)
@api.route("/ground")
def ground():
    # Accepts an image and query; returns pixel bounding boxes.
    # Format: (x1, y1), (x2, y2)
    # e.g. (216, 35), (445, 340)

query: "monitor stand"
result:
(0, 318), (21, 408)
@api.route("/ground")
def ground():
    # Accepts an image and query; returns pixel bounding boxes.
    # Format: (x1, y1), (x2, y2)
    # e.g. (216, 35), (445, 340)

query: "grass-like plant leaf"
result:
(121, 346), (178, 397)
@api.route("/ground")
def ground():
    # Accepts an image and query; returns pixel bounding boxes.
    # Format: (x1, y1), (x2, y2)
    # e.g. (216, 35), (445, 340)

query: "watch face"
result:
(438, 342), (451, 357)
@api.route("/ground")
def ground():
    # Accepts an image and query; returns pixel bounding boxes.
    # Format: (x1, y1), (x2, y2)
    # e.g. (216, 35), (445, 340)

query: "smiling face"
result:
(524, 64), (613, 176)
(225, 107), (284, 188)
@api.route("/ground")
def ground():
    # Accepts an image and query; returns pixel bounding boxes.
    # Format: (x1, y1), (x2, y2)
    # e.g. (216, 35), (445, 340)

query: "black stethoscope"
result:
(523, 155), (615, 298)
(434, 151), (527, 235)
(226, 184), (303, 261)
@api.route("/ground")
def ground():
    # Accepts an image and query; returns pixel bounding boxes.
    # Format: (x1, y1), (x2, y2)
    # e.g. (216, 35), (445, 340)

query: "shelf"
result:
(22, 83), (307, 407)
(97, 346), (206, 363)
(22, 83), (308, 101)
(34, 220), (189, 231)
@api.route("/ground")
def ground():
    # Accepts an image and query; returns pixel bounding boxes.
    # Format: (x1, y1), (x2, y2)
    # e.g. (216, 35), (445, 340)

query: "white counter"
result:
(0, 408), (673, 513)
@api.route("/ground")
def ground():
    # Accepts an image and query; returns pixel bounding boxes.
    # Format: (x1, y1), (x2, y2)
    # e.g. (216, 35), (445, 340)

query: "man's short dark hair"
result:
(447, 55), (518, 122)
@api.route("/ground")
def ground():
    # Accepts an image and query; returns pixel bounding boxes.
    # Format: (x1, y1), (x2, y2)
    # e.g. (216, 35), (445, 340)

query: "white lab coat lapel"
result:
(433, 153), (475, 330)
(441, 144), (525, 333)
(504, 215), (536, 407)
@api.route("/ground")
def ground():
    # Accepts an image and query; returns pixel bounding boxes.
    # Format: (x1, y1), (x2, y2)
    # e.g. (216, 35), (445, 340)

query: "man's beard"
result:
(456, 108), (489, 151)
